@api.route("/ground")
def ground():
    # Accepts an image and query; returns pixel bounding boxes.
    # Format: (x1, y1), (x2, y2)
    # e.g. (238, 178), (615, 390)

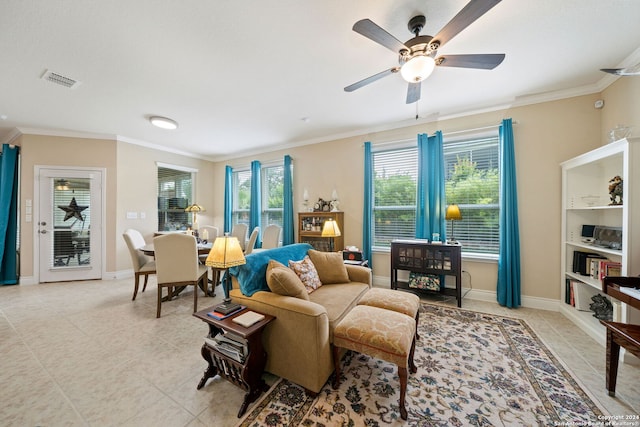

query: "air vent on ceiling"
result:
(41, 69), (81, 89)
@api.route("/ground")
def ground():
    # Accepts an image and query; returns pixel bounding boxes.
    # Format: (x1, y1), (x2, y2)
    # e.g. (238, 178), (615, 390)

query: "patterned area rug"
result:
(237, 303), (605, 426)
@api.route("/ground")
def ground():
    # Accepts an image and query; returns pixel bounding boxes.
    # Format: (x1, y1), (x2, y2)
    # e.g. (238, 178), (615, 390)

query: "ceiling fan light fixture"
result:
(400, 55), (435, 83)
(149, 116), (178, 130)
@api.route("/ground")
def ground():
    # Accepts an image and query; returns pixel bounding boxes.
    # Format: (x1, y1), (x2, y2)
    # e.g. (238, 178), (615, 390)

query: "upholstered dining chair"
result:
(261, 224), (282, 249)
(123, 229), (156, 301)
(199, 225), (219, 244)
(231, 223), (248, 251)
(244, 227), (260, 255)
(153, 233), (208, 318)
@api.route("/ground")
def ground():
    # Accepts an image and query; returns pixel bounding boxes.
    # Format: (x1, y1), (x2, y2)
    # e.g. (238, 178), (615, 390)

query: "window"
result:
(444, 136), (500, 255)
(232, 169), (251, 227)
(372, 147), (418, 247)
(371, 134), (500, 256)
(157, 165), (194, 231)
(262, 165), (284, 228)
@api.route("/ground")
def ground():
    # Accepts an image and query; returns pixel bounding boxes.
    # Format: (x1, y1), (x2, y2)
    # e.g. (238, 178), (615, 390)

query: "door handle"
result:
(39, 229), (47, 234)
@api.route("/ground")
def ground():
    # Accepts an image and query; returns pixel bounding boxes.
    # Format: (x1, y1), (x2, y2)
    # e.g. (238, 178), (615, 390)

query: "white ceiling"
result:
(1, 0), (640, 161)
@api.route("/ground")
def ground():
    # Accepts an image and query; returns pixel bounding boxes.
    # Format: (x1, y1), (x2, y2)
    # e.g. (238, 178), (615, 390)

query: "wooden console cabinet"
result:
(390, 239), (462, 307)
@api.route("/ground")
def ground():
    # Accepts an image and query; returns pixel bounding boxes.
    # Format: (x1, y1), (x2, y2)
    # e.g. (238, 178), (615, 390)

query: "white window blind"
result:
(157, 167), (193, 231)
(261, 165), (284, 228)
(233, 170), (251, 226)
(371, 135), (500, 256)
(372, 147), (418, 247)
(444, 137), (500, 255)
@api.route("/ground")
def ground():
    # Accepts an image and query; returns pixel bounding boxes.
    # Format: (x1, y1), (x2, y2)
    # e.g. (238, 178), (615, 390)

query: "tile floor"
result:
(1, 278), (638, 426)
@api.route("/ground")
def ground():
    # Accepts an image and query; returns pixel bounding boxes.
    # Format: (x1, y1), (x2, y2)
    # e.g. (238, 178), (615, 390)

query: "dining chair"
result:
(153, 233), (208, 318)
(123, 229), (156, 301)
(200, 225), (219, 244)
(199, 225), (220, 288)
(261, 224), (282, 249)
(231, 223), (248, 251)
(244, 227), (260, 255)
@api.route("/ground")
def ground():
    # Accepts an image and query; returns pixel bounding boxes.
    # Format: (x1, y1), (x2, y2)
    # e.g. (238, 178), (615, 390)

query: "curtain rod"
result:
(366, 120), (518, 147)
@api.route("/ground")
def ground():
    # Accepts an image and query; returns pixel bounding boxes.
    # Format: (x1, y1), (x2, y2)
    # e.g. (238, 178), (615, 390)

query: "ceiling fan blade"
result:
(353, 19), (408, 53)
(431, 0), (501, 49)
(601, 65), (640, 76)
(436, 53), (505, 69)
(344, 67), (399, 92)
(406, 82), (421, 104)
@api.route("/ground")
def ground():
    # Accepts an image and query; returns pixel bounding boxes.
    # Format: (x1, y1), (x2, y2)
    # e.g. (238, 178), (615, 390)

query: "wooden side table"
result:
(193, 307), (275, 418)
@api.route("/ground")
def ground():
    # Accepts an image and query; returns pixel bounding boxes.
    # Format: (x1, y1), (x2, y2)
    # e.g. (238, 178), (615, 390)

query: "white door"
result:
(37, 168), (103, 282)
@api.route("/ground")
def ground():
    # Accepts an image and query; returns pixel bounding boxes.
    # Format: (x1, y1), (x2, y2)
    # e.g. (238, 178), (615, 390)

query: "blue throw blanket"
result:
(229, 243), (312, 296)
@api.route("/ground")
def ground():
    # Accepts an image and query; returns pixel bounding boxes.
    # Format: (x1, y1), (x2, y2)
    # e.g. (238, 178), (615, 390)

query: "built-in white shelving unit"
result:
(560, 137), (640, 347)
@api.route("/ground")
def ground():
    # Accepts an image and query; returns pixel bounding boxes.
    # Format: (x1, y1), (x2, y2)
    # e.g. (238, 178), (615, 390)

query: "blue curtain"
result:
(223, 166), (233, 234)
(250, 160), (261, 245)
(282, 155), (294, 245)
(497, 118), (521, 308)
(416, 131), (446, 241)
(0, 144), (20, 285)
(362, 142), (373, 267)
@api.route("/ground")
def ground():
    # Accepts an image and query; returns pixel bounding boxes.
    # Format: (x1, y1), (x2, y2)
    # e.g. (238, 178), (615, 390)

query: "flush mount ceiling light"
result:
(149, 116), (178, 130)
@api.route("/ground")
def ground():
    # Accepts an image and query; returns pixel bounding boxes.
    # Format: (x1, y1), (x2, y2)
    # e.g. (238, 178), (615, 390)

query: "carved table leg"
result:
(197, 345), (218, 390)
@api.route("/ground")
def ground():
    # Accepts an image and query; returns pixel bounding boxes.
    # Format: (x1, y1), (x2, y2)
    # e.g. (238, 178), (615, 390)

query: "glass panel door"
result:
(38, 168), (102, 282)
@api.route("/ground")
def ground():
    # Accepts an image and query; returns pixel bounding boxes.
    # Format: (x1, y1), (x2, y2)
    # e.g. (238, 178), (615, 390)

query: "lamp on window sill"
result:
(321, 219), (341, 252)
(185, 204), (205, 231)
(445, 204), (462, 244)
(206, 234), (246, 314)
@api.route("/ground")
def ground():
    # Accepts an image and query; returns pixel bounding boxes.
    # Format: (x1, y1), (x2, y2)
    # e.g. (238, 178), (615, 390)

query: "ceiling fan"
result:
(344, 0), (506, 104)
(600, 62), (640, 76)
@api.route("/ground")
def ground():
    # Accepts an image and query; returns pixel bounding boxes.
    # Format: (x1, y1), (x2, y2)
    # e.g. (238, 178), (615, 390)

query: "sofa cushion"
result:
(289, 256), (322, 294)
(266, 260), (309, 300)
(229, 243), (312, 296)
(308, 249), (350, 284)
(308, 281), (370, 342)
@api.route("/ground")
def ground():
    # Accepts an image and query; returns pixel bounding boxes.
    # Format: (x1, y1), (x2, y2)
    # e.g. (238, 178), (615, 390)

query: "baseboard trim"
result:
(373, 274), (560, 312)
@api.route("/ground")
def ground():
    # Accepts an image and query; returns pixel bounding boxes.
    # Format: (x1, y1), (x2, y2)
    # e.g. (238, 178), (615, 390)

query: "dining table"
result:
(139, 241), (216, 298)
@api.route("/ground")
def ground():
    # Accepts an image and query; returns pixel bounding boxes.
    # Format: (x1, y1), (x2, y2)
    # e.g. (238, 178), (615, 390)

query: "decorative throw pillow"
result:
(408, 272), (440, 291)
(289, 256), (322, 294)
(308, 249), (350, 284)
(265, 260), (309, 300)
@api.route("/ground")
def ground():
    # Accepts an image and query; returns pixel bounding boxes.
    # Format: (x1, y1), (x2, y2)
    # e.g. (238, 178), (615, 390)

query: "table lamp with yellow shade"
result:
(321, 219), (341, 252)
(445, 204), (462, 244)
(206, 234), (246, 314)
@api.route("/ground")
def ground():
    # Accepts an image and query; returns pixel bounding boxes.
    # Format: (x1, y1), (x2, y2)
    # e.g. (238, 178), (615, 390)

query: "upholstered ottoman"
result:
(332, 305), (417, 420)
(357, 288), (421, 339)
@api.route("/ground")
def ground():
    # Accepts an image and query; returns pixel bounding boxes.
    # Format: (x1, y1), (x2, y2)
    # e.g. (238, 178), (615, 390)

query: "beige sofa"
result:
(228, 244), (371, 393)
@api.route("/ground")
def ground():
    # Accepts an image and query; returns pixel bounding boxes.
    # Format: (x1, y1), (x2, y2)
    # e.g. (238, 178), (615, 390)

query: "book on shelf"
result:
(232, 310), (265, 328)
(572, 251), (606, 276)
(206, 305), (246, 320)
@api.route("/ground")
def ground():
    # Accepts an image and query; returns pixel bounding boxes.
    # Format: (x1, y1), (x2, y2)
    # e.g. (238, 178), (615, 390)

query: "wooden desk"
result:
(391, 239), (462, 307)
(601, 276), (640, 396)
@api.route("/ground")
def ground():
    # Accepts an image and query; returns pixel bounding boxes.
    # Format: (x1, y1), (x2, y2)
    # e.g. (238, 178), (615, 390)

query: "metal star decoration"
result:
(58, 197), (88, 222)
